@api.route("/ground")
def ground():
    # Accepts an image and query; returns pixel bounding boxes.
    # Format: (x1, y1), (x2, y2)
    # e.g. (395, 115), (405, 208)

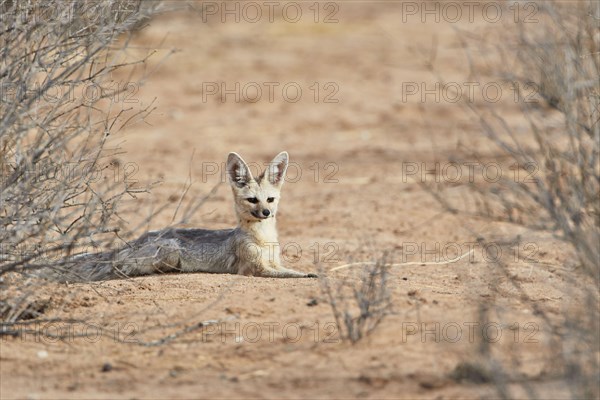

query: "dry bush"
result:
(318, 252), (393, 343)
(436, 2), (599, 398)
(0, 0), (169, 323)
(466, 2), (599, 280)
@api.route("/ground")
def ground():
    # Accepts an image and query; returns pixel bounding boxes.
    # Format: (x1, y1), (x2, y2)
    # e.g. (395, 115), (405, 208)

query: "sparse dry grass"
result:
(318, 251), (393, 343)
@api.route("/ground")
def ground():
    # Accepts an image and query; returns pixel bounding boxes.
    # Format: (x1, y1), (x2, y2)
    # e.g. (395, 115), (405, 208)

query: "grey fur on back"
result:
(59, 228), (240, 282)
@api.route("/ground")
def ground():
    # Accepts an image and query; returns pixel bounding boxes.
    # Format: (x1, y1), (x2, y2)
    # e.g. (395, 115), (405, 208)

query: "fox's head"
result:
(226, 151), (289, 222)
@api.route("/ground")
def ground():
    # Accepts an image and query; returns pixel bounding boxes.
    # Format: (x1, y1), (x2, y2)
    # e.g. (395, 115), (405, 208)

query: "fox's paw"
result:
(306, 273), (318, 278)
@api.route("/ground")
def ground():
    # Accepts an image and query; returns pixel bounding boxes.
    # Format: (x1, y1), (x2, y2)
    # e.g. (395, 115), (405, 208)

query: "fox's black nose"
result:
(262, 209), (270, 217)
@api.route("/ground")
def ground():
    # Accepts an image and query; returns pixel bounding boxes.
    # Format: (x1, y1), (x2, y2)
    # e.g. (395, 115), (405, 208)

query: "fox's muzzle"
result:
(251, 210), (270, 220)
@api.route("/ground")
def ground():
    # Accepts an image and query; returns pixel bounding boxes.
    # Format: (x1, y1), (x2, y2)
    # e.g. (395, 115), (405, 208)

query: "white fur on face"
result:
(226, 152), (289, 221)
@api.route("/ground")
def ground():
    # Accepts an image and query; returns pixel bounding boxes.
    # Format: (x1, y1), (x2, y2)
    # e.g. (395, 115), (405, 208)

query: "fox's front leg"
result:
(258, 265), (317, 278)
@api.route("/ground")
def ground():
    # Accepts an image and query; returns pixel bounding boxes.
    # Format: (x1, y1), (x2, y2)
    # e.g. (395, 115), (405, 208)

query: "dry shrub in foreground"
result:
(318, 252), (393, 344)
(442, 2), (598, 398)
(0, 0), (168, 323)
(466, 2), (599, 280)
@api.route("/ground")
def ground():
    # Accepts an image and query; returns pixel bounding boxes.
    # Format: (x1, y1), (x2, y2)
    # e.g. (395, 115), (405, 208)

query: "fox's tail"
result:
(39, 251), (119, 282)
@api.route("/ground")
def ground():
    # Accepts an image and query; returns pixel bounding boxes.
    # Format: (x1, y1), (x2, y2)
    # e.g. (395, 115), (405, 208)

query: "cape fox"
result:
(63, 151), (317, 281)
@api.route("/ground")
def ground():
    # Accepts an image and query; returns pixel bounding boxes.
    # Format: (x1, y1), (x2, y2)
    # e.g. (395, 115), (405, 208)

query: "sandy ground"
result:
(1, 3), (592, 399)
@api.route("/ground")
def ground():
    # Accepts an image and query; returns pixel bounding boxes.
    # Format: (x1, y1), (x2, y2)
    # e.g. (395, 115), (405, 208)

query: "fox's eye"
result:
(246, 197), (259, 204)
(267, 197), (275, 203)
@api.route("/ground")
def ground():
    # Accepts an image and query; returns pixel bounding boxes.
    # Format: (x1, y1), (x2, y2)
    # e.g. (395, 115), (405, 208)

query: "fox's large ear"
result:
(227, 152), (253, 188)
(265, 151), (289, 186)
